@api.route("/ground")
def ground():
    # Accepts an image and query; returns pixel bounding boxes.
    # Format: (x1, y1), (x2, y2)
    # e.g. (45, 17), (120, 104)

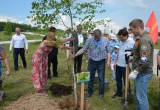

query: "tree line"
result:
(0, 22), (38, 34)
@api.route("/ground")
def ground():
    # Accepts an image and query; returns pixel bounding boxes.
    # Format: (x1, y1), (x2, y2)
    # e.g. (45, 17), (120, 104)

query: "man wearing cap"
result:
(72, 29), (111, 100)
(129, 19), (154, 110)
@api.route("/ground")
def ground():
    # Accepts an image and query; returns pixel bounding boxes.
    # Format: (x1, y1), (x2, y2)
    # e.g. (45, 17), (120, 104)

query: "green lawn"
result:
(0, 31), (66, 41)
(0, 42), (158, 110)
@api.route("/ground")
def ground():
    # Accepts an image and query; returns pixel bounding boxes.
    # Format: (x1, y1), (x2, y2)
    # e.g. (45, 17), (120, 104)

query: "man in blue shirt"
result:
(72, 29), (111, 100)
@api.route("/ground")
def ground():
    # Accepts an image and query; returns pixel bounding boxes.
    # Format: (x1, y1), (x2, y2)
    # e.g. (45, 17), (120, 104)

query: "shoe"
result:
(112, 93), (122, 98)
(99, 94), (104, 100)
(48, 76), (51, 80)
(53, 74), (58, 77)
(86, 94), (92, 99)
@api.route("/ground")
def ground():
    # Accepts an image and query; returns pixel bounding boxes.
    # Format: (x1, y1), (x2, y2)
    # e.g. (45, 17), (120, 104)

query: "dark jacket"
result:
(42, 36), (58, 55)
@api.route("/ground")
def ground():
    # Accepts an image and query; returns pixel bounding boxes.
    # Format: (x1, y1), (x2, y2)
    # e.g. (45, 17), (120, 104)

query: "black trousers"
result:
(48, 55), (58, 77)
(13, 48), (27, 70)
(74, 47), (83, 74)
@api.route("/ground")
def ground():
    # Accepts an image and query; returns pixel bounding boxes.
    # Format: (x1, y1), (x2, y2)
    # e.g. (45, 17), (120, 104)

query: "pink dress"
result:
(31, 46), (52, 91)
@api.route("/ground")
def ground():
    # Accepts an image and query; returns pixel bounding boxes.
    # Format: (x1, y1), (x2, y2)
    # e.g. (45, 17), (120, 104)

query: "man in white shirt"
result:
(10, 27), (28, 71)
(112, 28), (134, 98)
(70, 24), (87, 73)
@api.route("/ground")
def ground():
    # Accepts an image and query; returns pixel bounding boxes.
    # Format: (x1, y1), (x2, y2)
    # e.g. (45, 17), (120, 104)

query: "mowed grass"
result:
(0, 41), (159, 110)
(0, 32), (44, 41)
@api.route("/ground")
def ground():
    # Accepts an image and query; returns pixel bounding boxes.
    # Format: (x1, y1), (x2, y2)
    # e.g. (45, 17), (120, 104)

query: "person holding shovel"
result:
(31, 32), (74, 96)
(112, 28), (134, 98)
(129, 19), (154, 110)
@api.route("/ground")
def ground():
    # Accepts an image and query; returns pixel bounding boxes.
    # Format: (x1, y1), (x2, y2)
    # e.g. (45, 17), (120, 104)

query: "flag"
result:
(145, 11), (158, 44)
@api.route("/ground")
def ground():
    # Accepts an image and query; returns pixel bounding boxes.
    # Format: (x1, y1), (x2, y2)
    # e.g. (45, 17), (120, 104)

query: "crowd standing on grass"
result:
(0, 19), (157, 109)
(9, 27), (28, 71)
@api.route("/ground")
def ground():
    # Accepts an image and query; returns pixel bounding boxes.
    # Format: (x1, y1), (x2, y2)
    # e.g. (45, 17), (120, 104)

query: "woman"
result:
(31, 32), (74, 96)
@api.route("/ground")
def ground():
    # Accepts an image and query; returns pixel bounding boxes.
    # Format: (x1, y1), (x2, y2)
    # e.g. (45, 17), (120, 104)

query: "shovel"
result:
(123, 50), (133, 110)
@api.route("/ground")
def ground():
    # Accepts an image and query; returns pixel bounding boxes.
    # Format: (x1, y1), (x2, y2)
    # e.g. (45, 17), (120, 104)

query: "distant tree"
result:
(4, 22), (12, 35)
(28, 0), (105, 30)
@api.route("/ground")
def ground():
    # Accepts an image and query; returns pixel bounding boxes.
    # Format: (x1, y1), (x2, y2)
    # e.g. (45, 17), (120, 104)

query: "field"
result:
(0, 33), (159, 110)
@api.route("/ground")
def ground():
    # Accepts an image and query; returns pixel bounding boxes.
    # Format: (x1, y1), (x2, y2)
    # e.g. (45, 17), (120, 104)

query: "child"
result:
(110, 46), (119, 80)
(31, 32), (74, 96)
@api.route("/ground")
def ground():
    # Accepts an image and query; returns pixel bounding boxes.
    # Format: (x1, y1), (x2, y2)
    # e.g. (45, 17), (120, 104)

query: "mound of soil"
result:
(49, 83), (72, 97)
(4, 93), (60, 110)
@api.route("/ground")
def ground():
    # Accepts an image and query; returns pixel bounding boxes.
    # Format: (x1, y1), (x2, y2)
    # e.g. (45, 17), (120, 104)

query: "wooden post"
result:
(80, 82), (84, 110)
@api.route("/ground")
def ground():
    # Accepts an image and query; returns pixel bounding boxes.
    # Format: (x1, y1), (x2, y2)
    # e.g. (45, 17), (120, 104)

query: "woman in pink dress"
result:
(31, 32), (74, 96)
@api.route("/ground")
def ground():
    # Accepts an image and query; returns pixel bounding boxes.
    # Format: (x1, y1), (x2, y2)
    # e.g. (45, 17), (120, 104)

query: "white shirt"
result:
(117, 39), (135, 67)
(10, 34), (28, 50)
(65, 33), (72, 44)
(78, 34), (84, 47)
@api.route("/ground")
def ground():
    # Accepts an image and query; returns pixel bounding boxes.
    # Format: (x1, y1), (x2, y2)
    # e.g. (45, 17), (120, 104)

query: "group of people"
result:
(0, 18), (159, 110)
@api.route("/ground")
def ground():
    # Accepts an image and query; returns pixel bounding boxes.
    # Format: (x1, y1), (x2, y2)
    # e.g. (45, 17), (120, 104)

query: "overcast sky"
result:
(0, 0), (159, 33)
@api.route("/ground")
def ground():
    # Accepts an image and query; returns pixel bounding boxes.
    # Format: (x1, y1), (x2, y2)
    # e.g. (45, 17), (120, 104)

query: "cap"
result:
(114, 46), (119, 49)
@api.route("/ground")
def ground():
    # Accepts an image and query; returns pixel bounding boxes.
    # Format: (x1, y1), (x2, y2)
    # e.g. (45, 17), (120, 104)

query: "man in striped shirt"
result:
(73, 29), (111, 99)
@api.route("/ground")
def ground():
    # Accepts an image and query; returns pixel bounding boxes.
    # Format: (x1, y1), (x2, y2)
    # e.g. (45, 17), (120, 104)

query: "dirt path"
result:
(4, 93), (61, 110)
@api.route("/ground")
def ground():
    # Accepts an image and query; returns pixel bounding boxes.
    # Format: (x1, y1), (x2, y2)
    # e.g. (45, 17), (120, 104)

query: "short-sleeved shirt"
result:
(117, 39), (135, 67)
(111, 51), (118, 64)
(109, 39), (120, 53)
(82, 36), (111, 61)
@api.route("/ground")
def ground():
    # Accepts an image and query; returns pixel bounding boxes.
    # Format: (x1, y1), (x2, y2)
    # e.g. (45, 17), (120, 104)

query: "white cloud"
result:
(0, 15), (24, 24)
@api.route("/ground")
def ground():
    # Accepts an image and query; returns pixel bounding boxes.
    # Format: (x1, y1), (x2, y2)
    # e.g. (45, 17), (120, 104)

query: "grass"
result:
(0, 31), (66, 41)
(0, 41), (159, 110)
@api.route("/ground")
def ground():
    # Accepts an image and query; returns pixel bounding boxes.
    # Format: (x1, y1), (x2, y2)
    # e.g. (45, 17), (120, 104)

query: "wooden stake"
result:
(80, 82), (84, 110)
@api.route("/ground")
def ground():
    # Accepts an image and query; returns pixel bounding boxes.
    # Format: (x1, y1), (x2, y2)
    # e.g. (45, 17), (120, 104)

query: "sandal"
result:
(42, 92), (48, 96)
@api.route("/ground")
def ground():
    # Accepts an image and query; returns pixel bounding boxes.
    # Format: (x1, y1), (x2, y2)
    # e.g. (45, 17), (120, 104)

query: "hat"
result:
(114, 46), (119, 49)
(111, 36), (117, 40)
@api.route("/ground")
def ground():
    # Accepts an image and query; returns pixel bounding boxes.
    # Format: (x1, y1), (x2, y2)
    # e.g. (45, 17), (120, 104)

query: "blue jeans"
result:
(134, 73), (153, 110)
(88, 59), (106, 95)
(115, 65), (126, 95)
(0, 61), (2, 80)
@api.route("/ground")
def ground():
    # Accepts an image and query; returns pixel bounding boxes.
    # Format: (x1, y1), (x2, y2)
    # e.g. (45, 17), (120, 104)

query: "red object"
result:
(145, 11), (158, 44)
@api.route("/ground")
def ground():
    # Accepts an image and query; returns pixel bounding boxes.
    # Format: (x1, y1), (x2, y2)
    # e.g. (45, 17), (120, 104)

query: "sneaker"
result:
(48, 76), (51, 80)
(86, 94), (92, 99)
(99, 94), (104, 100)
(112, 93), (122, 98)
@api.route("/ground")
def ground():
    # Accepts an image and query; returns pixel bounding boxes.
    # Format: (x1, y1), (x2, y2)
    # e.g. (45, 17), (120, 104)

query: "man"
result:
(129, 19), (154, 110)
(70, 24), (87, 73)
(42, 26), (58, 79)
(112, 28), (134, 98)
(73, 29), (111, 100)
(10, 27), (28, 70)
(109, 30), (116, 38)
